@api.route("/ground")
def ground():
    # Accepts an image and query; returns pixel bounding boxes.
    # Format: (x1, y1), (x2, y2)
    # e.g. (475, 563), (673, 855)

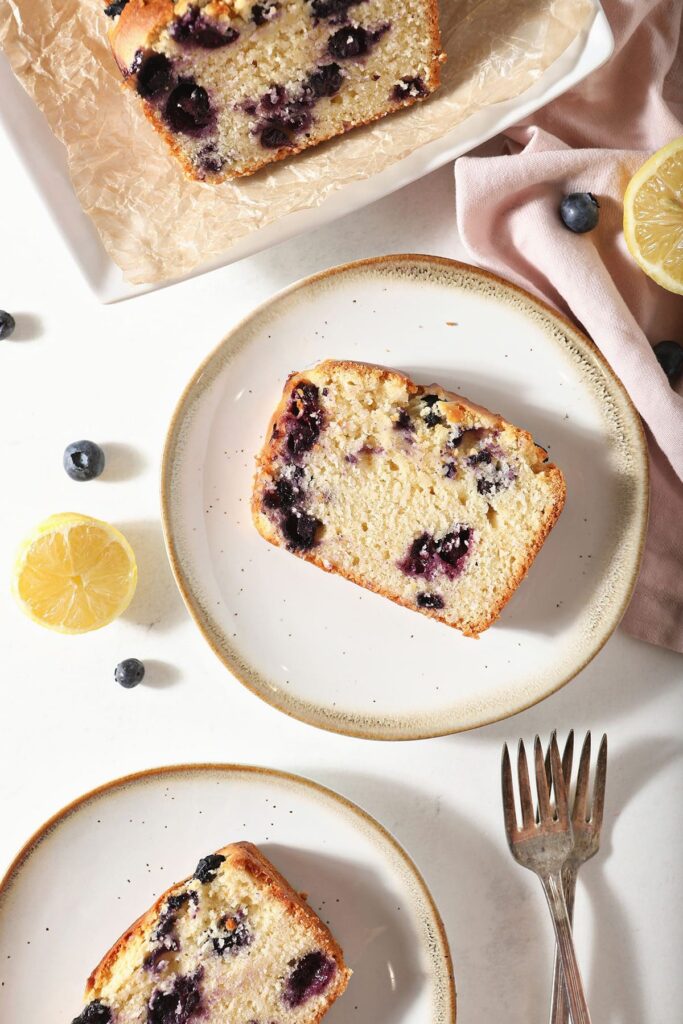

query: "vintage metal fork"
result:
(502, 734), (592, 1024)
(548, 731), (607, 1024)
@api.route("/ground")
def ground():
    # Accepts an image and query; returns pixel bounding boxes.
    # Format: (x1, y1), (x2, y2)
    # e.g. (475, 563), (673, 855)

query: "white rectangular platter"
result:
(0, 2), (612, 302)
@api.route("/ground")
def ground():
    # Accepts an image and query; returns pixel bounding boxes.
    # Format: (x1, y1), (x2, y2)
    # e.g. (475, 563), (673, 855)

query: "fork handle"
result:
(540, 871), (592, 1024)
(549, 864), (578, 1024)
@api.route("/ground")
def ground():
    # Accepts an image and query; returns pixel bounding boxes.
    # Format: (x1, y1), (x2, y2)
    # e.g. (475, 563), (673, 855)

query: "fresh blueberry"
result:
(653, 340), (683, 383)
(283, 951), (335, 1007)
(104, 0), (128, 15)
(194, 853), (225, 883)
(165, 81), (213, 134)
(136, 52), (173, 98)
(559, 192), (600, 233)
(63, 440), (105, 481)
(328, 25), (369, 58)
(0, 311), (16, 340)
(115, 658), (145, 689)
(417, 592), (444, 609)
(71, 1003), (112, 1024)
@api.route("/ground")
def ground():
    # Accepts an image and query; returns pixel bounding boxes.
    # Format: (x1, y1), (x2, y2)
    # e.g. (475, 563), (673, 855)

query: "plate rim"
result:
(160, 253), (650, 740)
(0, 762), (457, 1023)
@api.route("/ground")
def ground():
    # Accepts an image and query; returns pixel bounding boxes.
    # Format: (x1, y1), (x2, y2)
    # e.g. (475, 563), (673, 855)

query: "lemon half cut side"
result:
(623, 137), (683, 295)
(12, 513), (138, 633)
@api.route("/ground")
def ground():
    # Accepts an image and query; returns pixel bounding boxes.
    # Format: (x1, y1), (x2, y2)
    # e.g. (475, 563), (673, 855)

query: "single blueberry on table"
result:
(559, 192), (600, 233)
(0, 310), (16, 340)
(115, 658), (145, 689)
(653, 340), (683, 383)
(63, 440), (105, 481)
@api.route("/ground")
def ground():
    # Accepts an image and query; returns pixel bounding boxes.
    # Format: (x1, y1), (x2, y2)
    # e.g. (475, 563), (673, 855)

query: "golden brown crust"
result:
(85, 841), (351, 1014)
(109, 0), (174, 72)
(251, 360), (566, 637)
(106, 0), (445, 181)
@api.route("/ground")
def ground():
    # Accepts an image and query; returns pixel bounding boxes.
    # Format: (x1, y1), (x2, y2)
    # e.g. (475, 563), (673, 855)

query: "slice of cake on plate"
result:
(252, 360), (566, 636)
(104, 0), (444, 181)
(70, 842), (351, 1023)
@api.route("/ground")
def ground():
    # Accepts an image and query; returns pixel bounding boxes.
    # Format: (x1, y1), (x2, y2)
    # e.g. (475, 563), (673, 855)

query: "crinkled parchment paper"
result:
(0, 0), (592, 284)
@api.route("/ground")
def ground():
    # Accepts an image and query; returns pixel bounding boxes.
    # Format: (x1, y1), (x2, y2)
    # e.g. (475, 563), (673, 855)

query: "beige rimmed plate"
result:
(161, 255), (648, 739)
(0, 764), (455, 1023)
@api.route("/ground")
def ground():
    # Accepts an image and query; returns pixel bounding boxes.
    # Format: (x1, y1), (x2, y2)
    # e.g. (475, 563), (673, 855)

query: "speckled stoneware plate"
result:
(0, 764), (455, 1023)
(161, 255), (648, 739)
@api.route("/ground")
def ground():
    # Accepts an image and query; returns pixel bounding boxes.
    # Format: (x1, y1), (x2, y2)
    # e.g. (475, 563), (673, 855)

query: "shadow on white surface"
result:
(262, 844), (422, 1023)
(303, 771), (547, 1021)
(462, 632), (682, 743)
(141, 659), (183, 689)
(102, 442), (147, 483)
(581, 736), (683, 1024)
(4, 311), (44, 342)
(118, 519), (187, 632)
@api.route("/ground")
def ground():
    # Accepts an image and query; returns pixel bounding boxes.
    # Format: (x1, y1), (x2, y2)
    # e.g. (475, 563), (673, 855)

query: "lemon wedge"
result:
(12, 513), (137, 633)
(623, 136), (683, 295)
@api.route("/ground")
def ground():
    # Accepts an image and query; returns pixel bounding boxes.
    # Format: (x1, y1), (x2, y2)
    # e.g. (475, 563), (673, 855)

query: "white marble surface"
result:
(1, 116), (682, 1023)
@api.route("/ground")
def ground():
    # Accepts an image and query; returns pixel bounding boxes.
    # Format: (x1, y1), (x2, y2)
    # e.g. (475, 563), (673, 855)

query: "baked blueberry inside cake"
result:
(70, 842), (350, 1024)
(252, 360), (566, 636)
(103, 0), (444, 181)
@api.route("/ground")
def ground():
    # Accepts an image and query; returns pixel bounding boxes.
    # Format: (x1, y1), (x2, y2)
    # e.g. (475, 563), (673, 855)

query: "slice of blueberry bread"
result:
(103, 0), (444, 181)
(70, 842), (351, 1024)
(252, 360), (566, 636)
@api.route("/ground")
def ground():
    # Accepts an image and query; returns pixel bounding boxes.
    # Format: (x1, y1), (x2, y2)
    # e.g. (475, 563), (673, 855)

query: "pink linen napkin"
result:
(454, 0), (683, 653)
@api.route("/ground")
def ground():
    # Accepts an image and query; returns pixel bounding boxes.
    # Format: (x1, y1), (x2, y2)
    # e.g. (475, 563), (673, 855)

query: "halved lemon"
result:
(12, 513), (137, 633)
(623, 137), (683, 294)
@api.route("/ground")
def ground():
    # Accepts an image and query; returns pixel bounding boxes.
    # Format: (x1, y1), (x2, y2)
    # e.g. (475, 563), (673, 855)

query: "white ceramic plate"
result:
(161, 255), (648, 740)
(0, 3), (613, 301)
(0, 765), (454, 1023)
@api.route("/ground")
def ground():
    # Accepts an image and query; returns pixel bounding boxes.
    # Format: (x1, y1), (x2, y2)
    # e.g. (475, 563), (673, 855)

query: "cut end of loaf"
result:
(72, 842), (351, 1024)
(252, 360), (566, 636)
(105, 0), (444, 181)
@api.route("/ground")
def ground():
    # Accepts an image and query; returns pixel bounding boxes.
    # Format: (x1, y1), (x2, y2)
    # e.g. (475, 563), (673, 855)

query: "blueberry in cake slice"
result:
(103, 0), (444, 181)
(70, 842), (351, 1024)
(252, 360), (566, 636)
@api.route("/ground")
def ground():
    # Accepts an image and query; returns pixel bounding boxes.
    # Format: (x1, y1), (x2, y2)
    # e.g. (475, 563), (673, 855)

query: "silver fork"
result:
(548, 731), (607, 1024)
(501, 734), (592, 1024)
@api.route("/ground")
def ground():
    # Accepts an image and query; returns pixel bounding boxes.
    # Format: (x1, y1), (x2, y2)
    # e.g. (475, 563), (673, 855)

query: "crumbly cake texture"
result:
(71, 842), (351, 1024)
(104, 0), (444, 182)
(252, 360), (566, 636)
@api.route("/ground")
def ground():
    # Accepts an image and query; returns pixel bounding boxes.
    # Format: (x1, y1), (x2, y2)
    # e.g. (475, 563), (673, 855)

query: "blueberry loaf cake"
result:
(103, 0), (444, 181)
(252, 360), (566, 636)
(71, 842), (351, 1024)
